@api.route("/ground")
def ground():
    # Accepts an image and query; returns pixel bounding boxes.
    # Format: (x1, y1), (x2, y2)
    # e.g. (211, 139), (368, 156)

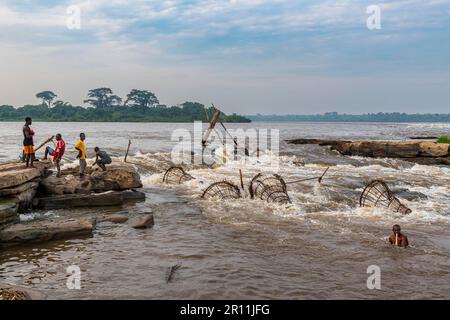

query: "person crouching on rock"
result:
(93, 147), (112, 171)
(42, 133), (65, 177)
(75, 133), (87, 178)
(389, 224), (409, 248)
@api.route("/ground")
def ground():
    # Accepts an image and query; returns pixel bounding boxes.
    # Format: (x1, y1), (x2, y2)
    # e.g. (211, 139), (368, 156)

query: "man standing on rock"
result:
(42, 133), (66, 177)
(22, 117), (35, 168)
(75, 133), (87, 178)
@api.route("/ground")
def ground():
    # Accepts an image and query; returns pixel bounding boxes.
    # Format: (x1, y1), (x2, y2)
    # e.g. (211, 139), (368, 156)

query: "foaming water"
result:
(1, 122), (450, 299)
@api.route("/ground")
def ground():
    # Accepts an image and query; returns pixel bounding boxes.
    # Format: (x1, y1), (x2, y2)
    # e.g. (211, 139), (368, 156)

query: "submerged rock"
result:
(0, 218), (95, 247)
(129, 213), (154, 229)
(97, 214), (129, 224)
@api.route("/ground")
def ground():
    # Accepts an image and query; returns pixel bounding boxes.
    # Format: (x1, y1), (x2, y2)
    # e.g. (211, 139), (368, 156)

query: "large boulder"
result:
(34, 191), (124, 210)
(0, 218), (95, 247)
(39, 163), (142, 195)
(91, 164), (142, 190)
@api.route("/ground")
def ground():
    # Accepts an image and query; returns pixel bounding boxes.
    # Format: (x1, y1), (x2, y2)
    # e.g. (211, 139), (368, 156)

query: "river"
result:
(0, 122), (449, 299)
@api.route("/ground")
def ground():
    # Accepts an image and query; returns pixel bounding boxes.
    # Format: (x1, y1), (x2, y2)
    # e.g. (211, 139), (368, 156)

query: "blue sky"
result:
(0, 0), (449, 114)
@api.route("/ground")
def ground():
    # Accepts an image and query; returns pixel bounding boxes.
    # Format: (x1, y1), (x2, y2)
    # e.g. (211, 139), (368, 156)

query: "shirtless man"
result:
(389, 224), (409, 248)
(23, 117), (35, 167)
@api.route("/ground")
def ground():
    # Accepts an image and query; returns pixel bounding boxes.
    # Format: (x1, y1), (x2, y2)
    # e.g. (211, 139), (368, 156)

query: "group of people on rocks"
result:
(22, 117), (112, 178)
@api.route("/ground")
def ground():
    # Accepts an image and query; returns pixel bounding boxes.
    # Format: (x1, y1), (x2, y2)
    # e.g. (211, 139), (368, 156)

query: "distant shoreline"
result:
(246, 113), (450, 123)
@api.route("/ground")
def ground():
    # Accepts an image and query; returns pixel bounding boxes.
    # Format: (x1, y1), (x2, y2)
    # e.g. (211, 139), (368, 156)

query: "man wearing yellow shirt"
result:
(74, 133), (87, 178)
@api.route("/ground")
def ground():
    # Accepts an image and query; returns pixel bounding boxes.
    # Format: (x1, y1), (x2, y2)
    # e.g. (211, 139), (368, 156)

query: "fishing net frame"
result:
(201, 181), (242, 200)
(249, 173), (291, 204)
(359, 180), (412, 215)
(162, 166), (194, 185)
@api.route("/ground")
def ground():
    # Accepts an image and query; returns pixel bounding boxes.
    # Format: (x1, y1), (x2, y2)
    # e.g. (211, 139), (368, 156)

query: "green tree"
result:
(84, 88), (122, 109)
(36, 91), (57, 108)
(125, 89), (159, 109)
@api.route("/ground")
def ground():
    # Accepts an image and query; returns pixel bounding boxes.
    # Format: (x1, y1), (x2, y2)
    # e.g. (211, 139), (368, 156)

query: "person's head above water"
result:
(25, 117), (32, 125)
(392, 224), (401, 234)
(55, 133), (62, 140)
(94, 147), (100, 153)
(80, 133), (86, 141)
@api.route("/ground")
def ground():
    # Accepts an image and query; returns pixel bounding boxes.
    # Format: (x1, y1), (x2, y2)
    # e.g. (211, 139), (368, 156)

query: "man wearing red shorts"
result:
(43, 133), (66, 177)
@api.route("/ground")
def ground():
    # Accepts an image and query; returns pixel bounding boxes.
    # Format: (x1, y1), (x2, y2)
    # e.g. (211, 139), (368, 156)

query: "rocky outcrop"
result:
(0, 202), (18, 229)
(0, 162), (52, 209)
(0, 218), (96, 247)
(286, 139), (450, 165)
(0, 160), (146, 247)
(39, 164), (142, 195)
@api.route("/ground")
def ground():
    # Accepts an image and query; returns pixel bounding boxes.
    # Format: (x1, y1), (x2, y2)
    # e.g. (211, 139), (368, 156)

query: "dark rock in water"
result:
(409, 136), (438, 140)
(122, 190), (146, 202)
(97, 214), (129, 224)
(0, 218), (95, 247)
(392, 188), (429, 201)
(34, 191), (124, 210)
(129, 214), (154, 229)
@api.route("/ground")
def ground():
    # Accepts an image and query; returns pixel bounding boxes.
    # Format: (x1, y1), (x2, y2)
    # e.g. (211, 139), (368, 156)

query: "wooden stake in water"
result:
(124, 140), (131, 162)
(239, 169), (244, 189)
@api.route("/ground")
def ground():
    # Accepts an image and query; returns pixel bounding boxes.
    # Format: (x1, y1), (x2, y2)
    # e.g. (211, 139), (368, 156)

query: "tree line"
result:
(0, 88), (251, 123)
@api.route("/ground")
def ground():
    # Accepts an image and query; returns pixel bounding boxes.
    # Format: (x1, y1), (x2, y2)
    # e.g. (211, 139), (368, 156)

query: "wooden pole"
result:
(124, 140), (131, 162)
(34, 136), (54, 152)
(202, 109), (221, 147)
(239, 169), (244, 189)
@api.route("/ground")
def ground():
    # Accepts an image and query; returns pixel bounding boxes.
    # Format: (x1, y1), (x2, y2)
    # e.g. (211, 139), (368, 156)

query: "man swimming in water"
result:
(389, 224), (409, 248)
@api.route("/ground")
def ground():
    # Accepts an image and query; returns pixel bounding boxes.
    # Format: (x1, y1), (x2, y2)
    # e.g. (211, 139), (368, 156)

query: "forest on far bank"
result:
(0, 88), (251, 123)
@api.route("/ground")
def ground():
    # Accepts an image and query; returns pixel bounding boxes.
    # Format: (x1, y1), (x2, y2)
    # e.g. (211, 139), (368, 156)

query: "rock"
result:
(0, 181), (40, 197)
(419, 142), (449, 157)
(34, 191), (124, 210)
(0, 218), (95, 247)
(122, 190), (146, 202)
(0, 283), (46, 300)
(97, 214), (129, 224)
(0, 161), (50, 190)
(129, 213), (154, 229)
(91, 164), (143, 190)
(39, 163), (142, 195)
(0, 202), (18, 228)
(286, 139), (450, 165)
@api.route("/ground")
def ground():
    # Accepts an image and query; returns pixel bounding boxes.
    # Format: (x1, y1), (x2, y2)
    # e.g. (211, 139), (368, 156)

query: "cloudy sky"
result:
(0, 0), (449, 114)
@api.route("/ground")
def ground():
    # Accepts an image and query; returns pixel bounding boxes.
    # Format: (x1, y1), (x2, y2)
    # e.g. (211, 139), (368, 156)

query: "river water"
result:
(0, 122), (449, 299)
